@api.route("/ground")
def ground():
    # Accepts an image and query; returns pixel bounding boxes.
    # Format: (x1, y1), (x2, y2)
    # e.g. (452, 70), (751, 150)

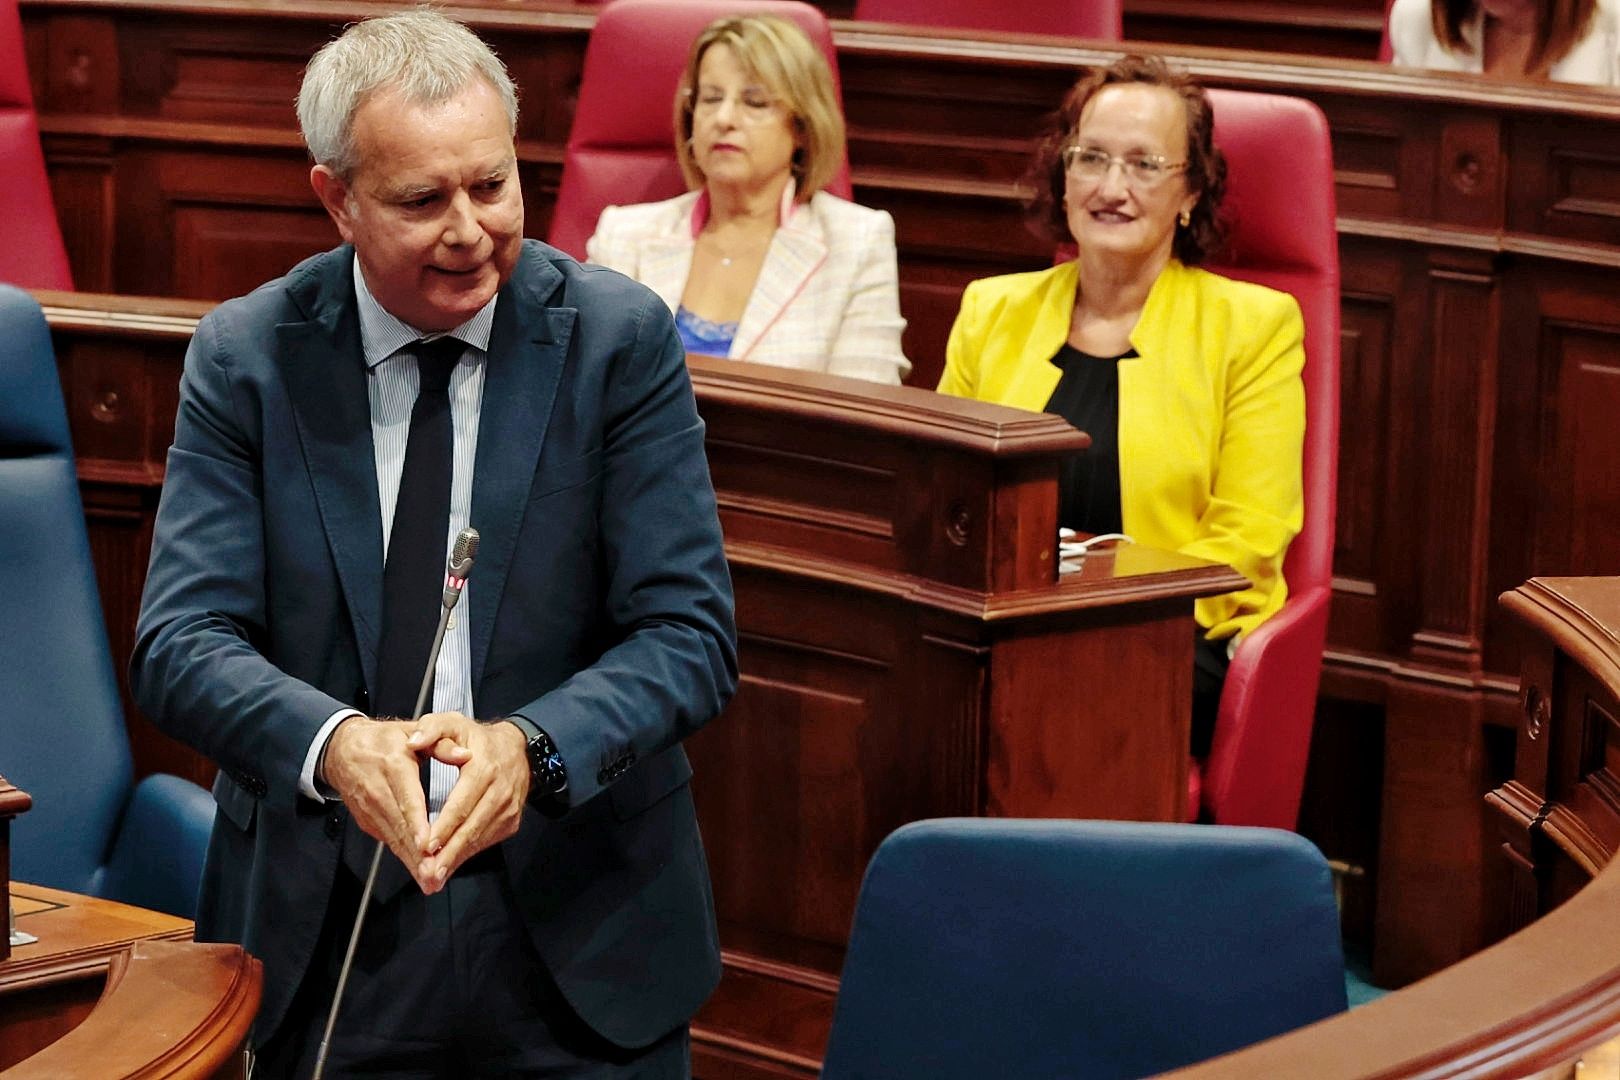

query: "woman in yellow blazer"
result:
(938, 56), (1305, 755)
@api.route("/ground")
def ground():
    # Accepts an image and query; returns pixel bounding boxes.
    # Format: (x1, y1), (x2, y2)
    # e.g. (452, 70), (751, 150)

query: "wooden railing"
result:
(5, 940), (260, 1078)
(1161, 578), (1620, 1078)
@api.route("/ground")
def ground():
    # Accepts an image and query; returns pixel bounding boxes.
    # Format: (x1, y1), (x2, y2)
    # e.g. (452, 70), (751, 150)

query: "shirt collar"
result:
(353, 253), (498, 371)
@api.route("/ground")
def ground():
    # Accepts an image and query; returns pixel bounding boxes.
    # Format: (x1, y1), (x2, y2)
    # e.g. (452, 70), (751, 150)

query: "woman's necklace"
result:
(701, 226), (773, 268)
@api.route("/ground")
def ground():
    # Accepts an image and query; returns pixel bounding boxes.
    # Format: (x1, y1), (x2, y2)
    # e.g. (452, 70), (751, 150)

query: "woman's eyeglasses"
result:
(1063, 146), (1188, 189)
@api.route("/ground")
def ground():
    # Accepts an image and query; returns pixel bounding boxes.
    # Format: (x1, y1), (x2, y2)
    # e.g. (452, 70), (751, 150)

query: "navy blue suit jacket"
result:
(131, 240), (738, 1049)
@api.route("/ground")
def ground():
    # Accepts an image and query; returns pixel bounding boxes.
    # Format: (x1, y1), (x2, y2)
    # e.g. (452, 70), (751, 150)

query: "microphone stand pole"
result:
(310, 529), (476, 1080)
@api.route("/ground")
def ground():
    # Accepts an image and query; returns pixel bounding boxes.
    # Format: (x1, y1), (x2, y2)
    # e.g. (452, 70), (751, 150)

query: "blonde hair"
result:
(673, 15), (845, 201)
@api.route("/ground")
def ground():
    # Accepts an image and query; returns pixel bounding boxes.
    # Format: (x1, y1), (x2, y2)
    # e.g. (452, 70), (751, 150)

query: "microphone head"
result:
(449, 527), (480, 580)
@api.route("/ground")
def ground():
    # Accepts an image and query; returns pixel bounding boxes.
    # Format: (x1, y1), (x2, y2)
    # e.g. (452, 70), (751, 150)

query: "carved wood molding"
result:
(688, 355), (1090, 458)
(5, 940), (261, 1080)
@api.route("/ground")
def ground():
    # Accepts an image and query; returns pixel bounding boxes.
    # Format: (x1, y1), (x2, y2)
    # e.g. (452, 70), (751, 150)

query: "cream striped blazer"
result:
(587, 188), (910, 384)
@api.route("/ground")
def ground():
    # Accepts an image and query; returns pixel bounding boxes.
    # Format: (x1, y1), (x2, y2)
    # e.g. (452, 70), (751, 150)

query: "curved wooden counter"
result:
(3, 940), (260, 1079)
(1159, 577), (1620, 1078)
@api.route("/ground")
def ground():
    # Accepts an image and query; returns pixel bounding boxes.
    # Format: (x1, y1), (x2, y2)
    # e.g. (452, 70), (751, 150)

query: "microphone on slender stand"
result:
(310, 526), (480, 1080)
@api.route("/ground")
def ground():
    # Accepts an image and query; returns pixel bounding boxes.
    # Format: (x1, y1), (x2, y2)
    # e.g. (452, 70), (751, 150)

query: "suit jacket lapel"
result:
(732, 208), (827, 361)
(468, 249), (573, 688)
(278, 252), (386, 690)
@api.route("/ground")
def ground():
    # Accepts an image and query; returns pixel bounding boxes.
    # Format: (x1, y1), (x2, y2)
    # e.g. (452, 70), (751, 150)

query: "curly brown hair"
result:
(1026, 55), (1227, 266)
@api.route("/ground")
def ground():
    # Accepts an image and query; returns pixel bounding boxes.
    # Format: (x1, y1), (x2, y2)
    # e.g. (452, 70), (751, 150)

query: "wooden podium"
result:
(682, 357), (1244, 1078)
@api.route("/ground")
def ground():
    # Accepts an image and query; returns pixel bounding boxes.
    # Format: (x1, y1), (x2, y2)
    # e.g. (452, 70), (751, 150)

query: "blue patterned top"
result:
(676, 306), (737, 357)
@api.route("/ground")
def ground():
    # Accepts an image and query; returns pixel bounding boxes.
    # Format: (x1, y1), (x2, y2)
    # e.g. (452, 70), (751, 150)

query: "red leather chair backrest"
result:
(853, 0), (1121, 40)
(1378, 0), (1397, 62)
(1201, 89), (1339, 599)
(0, 0), (73, 290)
(548, 0), (851, 260)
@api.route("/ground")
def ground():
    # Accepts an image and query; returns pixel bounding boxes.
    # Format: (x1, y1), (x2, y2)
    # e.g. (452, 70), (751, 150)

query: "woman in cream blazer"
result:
(585, 14), (908, 385)
(589, 185), (909, 383)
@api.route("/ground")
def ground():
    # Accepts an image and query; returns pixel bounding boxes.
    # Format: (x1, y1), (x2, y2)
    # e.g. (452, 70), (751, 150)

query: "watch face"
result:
(528, 736), (566, 795)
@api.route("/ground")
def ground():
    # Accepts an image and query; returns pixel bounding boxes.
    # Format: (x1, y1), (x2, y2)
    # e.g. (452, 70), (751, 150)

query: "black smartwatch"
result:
(505, 715), (569, 807)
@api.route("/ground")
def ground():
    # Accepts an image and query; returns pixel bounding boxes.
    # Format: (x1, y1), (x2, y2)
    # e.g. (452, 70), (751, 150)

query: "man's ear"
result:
(310, 165), (358, 244)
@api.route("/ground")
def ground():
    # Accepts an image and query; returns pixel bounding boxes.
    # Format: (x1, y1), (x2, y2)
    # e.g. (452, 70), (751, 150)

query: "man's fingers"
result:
(384, 752), (430, 853)
(426, 792), (495, 885)
(406, 711), (473, 751)
(424, 761), (525, 886)
(426, 737), (471, 765)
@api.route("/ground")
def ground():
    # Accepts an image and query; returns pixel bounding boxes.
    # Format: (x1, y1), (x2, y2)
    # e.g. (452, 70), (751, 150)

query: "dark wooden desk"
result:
(0, 882), (192, 1070)
(682, 355), (1241, 1074)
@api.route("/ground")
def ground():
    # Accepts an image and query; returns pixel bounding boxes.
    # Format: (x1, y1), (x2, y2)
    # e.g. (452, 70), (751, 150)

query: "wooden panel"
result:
(1433, 113), (1503, 231)
(1124, 0), (1384, 59)
(42, 138), (116, 293)
(1410, 249), (1499, 671)
(1330, 240), (1396, 656)
(1510, 114), (1620, 249)
(1488, 262), (1620, 677)
(692, 598), (904, 971)
(1325, 100), (1418, 221)
(159, 150), (333, 300)
(1375, 679), (1490, 985)
(987, 613), (1190, 821)
(154, 34), (309, 126)
(1555, 331), (1620, 575)
(41, 14), (119, 115)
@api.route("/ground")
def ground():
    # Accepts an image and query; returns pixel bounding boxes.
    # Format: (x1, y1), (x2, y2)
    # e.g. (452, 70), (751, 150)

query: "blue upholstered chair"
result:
(821, 818), (1348, 1079)
(0, 285), (212, 918)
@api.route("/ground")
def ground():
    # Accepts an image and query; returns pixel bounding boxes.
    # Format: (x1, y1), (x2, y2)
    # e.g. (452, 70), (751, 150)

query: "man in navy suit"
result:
(131, 11), (737, 1076)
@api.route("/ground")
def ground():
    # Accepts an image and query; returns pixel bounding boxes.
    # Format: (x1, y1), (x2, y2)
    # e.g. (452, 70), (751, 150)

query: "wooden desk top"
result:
(3, 883), (192, 994)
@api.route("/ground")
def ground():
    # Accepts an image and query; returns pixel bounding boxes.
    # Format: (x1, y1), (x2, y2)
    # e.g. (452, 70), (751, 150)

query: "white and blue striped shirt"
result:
(298, 257), (496, 817)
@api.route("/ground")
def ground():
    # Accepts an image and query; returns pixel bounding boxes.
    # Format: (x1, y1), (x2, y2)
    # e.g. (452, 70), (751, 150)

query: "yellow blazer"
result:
(938, 259), (1305, 641)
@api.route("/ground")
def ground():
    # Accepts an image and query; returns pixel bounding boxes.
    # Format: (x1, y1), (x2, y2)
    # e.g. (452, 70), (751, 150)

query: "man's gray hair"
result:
(296, 9), (519, 178)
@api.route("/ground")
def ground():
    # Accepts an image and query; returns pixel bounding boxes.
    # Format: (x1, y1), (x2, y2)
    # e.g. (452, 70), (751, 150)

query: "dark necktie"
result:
(343, 336), (463, 898)
(375, 336), (463, 718)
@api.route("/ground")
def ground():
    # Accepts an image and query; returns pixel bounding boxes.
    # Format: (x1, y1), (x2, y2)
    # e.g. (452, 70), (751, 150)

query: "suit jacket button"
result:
(325, 809), (342, 839)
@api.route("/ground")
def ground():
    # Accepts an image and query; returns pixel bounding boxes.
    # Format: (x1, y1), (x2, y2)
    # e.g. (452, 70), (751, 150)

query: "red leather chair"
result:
(1378, 0), (1397, 62)
(852, 0), (1121, 40)
(548, 0), (851, 260)
(1191, 89), (1340, 829)
(0, 0), (73, 290)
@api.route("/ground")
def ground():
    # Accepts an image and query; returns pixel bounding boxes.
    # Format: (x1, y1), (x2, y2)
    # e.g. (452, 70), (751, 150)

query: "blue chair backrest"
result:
(0, 284), (133, 894)
(822, 818), (1348, 1080)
